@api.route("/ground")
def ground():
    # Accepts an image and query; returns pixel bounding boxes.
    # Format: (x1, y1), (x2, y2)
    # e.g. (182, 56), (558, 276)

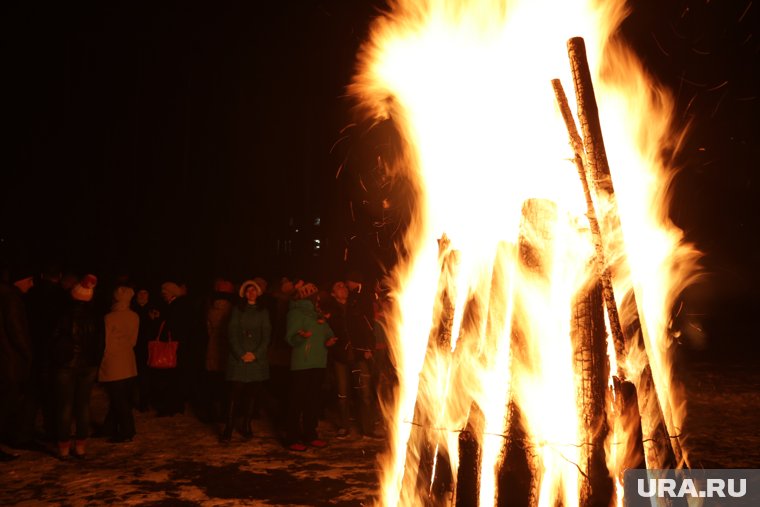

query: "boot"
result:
(220, 400), (235, 443)
(73, 439), (87, 459)
(57, 441), (71, 460)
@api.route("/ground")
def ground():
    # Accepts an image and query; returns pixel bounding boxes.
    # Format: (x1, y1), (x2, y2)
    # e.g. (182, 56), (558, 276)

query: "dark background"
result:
(3, 0), (758, 357)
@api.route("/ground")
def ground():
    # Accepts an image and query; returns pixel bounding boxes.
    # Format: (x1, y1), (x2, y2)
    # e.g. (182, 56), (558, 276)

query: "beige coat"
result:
(99, 287), (139, 382)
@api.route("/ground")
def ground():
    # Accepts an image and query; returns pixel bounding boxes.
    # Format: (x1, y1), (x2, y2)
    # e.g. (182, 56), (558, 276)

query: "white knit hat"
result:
(239, 280), (262, 298)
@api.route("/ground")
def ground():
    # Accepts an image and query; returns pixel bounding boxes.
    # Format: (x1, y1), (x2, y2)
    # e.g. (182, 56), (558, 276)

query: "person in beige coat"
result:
(99, 286), (139, 443)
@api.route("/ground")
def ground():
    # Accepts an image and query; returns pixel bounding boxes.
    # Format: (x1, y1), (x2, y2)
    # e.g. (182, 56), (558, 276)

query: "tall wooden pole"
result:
(551, 78), (627, 375)
(565, 37), (681, 469)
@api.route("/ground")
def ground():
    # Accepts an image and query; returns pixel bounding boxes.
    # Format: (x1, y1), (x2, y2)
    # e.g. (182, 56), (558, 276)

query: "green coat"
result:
(285, 299), (334, 371)
(226, 304), (270, 382)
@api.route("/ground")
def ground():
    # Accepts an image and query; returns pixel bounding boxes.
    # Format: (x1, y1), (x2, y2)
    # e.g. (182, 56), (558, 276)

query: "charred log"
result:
(496, 198), (557, 507)
(455, 403), (483, 506)
(612, 377), (647, 472)
(497, 401), (536, 507)
(551, 78), (627, 373)
(571, 278), (614, 507)
(565, 37), (681, 469)
(401, 237), (459, 505)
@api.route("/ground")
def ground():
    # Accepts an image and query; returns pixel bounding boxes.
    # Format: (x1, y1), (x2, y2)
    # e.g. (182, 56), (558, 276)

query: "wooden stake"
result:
(551, 78), (627, 376)
(571, 277), (614, 506)
(401, 236), (459, 504)
(497, 198), (557, 507)
(565, 37), (682, 468)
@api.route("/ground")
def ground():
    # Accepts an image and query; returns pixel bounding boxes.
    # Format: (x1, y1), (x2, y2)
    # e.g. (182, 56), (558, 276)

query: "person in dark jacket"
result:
(19, 264), (66, 444)
(345, 271), (380, 438)
(220, 280), (271, 442)
(150, 281), (192, 417)
(321, 280), (353, 438)
(0, 266), (34, 461)
(51, 274), (104, 459)
(201, 278), (235, 424)
(131, 287), (160, 412)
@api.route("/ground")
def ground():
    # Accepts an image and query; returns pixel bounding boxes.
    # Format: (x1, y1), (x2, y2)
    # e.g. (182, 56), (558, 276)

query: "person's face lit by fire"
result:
(136, 289), (149, 307)
(280, 277), (294, 294)
(245, 284), (260, 304)
(331, 281), (348, 302)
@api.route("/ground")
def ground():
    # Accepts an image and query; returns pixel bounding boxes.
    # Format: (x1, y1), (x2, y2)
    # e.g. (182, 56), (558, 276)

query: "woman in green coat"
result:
(221, 280), (271, 442)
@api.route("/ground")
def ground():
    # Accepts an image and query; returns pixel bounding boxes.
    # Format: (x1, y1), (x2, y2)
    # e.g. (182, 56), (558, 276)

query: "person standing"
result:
(20, 264), (66, 444)
(131, 287), (160, 412)
(99, 286), (139, 443)
(51, 274), (104, 459)
(221, 280), (271, 442)
(152, 281), (194, 417)
(285, 283), (336, 451)
(345, 271), (380, 438)
(321, 280), (353, 438)
(202, 278), (235, 424)
(0, 266), (34, 461)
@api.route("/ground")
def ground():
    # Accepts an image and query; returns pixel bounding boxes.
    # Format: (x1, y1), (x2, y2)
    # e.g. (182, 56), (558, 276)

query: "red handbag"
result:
(147, 321), (178, 369)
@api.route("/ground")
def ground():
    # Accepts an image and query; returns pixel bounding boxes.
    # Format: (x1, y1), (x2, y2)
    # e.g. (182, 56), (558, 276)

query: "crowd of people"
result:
(0, 262), (395, 461)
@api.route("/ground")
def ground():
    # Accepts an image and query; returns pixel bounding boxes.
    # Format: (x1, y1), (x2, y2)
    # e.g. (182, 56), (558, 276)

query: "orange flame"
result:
(350, 0), (702, 505)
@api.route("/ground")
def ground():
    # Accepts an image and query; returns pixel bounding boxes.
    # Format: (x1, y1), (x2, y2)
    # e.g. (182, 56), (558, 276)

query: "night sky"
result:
(4, 1), (759, 356)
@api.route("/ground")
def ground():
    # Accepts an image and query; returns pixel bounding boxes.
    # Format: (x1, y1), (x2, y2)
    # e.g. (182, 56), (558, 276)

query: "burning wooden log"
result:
(496, 198), (557, 507)
(571, 278), (614, 506)
(563, 36), (682, 470)
(455, 402), (483, 506)
(401, 236), (459, 505)
(553, 77), (638, 499)
(551, 78), (627, 374)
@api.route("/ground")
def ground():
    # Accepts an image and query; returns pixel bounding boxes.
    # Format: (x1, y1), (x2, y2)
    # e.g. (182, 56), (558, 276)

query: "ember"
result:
(350, 1), (701, 505)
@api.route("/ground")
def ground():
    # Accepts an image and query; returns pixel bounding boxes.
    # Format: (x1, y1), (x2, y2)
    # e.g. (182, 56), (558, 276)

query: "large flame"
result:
(350, 0), (701, 505)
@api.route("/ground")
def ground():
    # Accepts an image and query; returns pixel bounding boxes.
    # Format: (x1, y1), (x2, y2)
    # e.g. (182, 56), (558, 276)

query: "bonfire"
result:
(350, 0), (701, 505)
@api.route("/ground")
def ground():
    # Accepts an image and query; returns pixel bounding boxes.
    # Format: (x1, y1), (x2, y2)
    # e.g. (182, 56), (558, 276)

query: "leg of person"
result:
(333, 360), (351, 437)
(13, 374), (40, 446)
(240, 381), (255, 439)
(0, 379), (21, 461)
(221, 381), (240, 442)
(54, 368), (75, 458)
(72, 366), (98, 457)
(110, 378), (135, 442)
(102, 381), (117, 438)
(356, 358), (377, 437)
(41, 369), (56, 440)
(303, 368), (326, 447)
(286, 369), (307, 451)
